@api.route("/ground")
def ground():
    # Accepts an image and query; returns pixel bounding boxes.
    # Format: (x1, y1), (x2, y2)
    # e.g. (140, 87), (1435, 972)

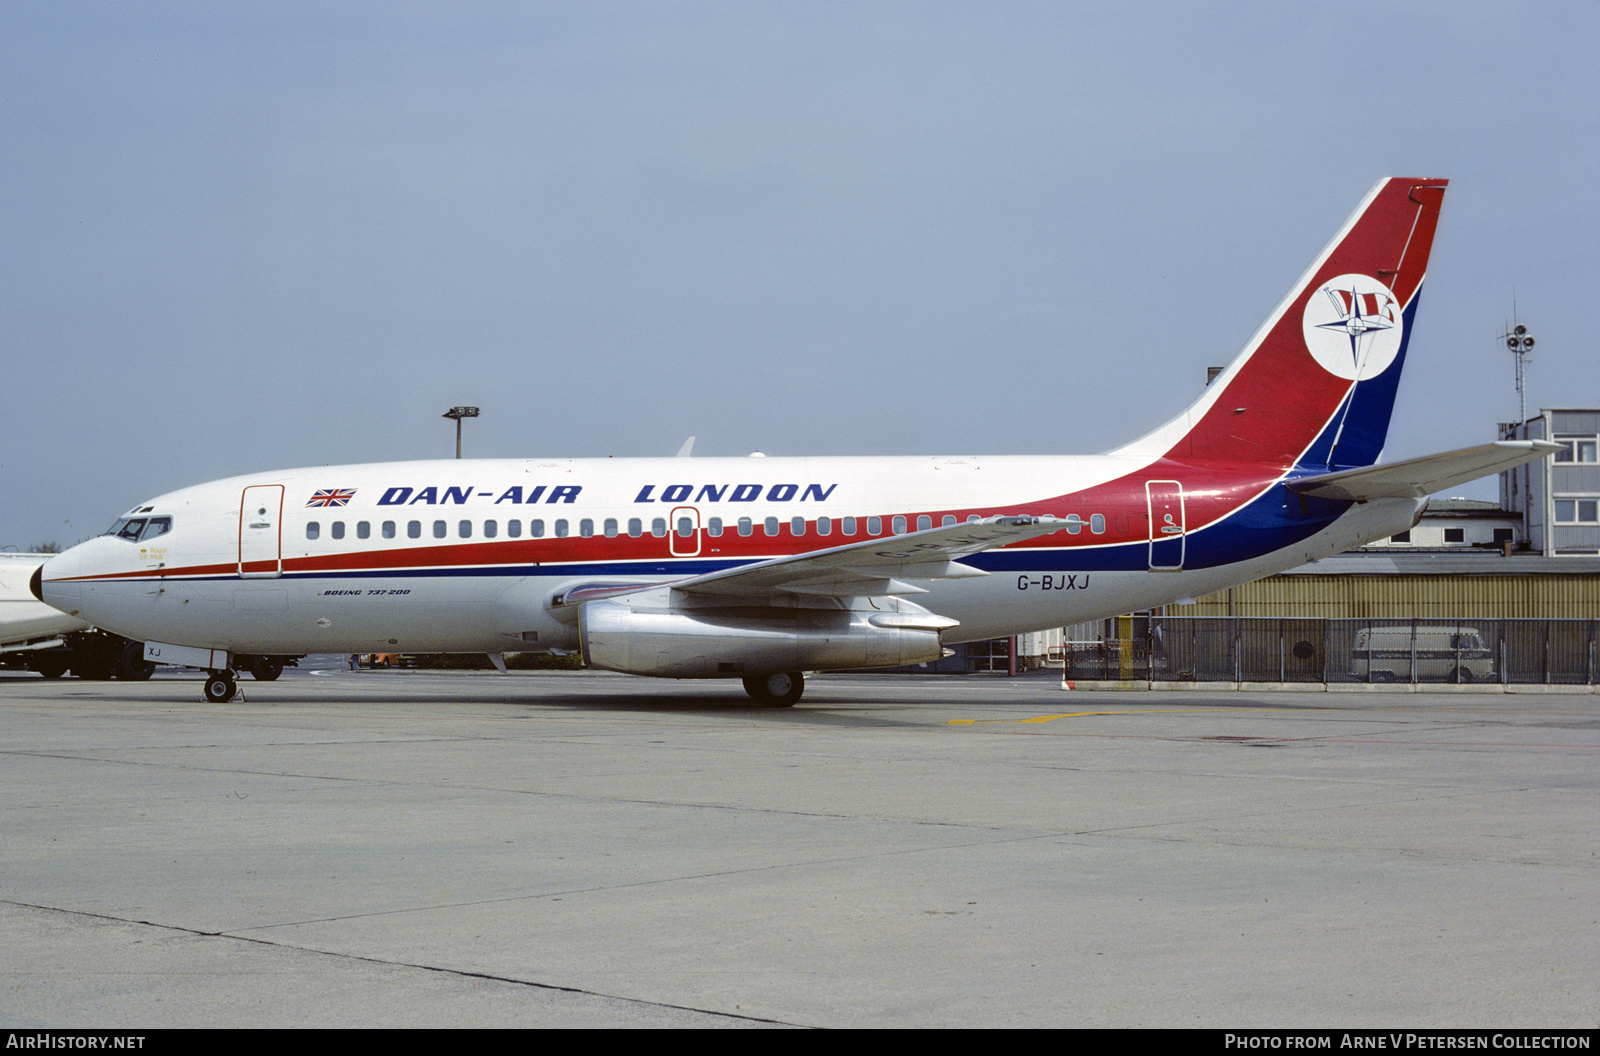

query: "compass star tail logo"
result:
(1301, 273), (1404, 381)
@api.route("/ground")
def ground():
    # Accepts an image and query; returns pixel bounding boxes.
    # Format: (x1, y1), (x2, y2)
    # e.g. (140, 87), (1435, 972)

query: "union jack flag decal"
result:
(306, 488), (356, 507)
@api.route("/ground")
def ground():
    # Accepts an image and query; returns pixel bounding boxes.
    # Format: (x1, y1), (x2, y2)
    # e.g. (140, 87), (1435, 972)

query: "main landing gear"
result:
(742, 670), (804, 708)
(203, 670), (239, 703)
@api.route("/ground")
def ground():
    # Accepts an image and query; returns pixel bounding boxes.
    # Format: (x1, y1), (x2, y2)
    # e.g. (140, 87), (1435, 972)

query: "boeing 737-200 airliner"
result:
(33, 178), (1558, 704)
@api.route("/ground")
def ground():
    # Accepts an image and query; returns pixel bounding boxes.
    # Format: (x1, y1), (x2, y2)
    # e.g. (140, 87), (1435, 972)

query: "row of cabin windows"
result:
(303, 513), (1111, 542)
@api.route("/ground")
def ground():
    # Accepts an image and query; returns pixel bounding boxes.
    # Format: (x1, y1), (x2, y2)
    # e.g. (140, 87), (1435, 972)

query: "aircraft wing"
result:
(1284, 441), (1561, 502)
(669, 515), (1067, 599)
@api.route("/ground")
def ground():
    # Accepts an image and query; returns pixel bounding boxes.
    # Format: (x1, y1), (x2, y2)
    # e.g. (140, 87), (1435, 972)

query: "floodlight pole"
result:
(442, 406), (480, 459)
(1503, 324), (1534, 425)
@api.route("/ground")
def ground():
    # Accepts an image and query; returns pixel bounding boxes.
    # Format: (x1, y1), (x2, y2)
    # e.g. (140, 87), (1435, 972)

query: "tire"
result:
(249, 655), (285, 681)
(116, 641), (155, 681)
(34, 656), (69, 679)
(73, 658), (114, 681)
(742, 670), (804, 708)
(1450, 666), (1473, 684)
(203, 673), (237, 703)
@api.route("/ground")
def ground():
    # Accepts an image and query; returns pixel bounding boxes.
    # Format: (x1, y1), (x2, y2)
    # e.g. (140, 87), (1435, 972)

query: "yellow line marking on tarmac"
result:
(949, 711), (1121, 725)
(946, 708), (1303, 726)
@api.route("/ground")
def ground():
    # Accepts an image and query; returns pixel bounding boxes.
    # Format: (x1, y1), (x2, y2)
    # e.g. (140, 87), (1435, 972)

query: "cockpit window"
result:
(104, 516), (172, 542)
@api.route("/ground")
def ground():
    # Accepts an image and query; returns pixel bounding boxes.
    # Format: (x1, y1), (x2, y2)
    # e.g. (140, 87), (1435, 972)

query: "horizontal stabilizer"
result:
(1285, 441), (1561, 502)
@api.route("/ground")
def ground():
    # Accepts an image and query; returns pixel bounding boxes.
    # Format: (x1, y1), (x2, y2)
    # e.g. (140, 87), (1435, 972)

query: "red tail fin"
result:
(1115, 178), (1448, 470)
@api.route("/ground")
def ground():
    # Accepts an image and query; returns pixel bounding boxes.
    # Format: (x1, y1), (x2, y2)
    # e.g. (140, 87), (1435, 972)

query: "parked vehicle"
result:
(1350, 625), (1494, 683)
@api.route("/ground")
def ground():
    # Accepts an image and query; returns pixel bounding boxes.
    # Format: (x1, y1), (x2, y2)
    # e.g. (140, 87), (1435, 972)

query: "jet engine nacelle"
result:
(578, 597), (956, 678)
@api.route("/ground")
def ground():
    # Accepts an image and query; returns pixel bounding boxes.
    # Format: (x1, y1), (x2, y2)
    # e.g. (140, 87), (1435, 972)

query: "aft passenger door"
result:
(239, 485), (284, 578)
(1146, 480), (1186, 571)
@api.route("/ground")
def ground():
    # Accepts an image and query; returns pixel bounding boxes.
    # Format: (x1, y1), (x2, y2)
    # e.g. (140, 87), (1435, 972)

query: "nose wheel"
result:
(742, 670), (804, 707)
(202, 671), (239, 703)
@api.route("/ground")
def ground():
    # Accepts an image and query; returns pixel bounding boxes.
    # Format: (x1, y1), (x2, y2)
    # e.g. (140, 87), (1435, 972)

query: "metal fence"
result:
(1060, 618), (1600, 685)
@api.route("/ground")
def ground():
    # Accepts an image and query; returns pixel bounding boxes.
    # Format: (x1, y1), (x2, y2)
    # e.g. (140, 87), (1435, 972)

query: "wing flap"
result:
(1285, 441), (1560, 502)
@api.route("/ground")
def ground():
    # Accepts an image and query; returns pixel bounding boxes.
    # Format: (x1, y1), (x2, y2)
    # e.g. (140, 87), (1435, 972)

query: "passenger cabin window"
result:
(628, 518), (643, 538)
(407, 521), (421, 539)
(841, 517), (856, 536)
(738, 517), (753, 537)
(707, 517), (723, 537)
(433, 521), (447, 539)
(484, 520), (497, 538)
(867, 516), (882, 535)
(331, 522), (345, 540)
(579, 518), (594, 538)
(942, 515), (956, 527)
(790, 516), (805, 536)
(604, 518), (618, 538)
(816, 517), (831, 536)
(555, 519), (569, 538)
(358, 521), (371, 539)
(892, 516), (907, 535)
(651, 518), (667, 538)
(531, 519), (544, 538)
(459, 520), (472, 538)
(507, 520), (522, 538)
(764, 517), (779, 537)
(306, 521), (320, 540)
(917, 515), (931, 531)
(383, 521), (396, 539)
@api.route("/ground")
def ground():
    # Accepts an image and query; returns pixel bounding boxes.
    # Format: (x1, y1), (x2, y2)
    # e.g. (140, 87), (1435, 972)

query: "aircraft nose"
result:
(34, 550), (81, 614)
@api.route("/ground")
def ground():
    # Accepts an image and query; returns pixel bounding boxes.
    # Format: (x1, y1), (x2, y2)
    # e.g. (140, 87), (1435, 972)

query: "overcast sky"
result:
(3, 1), (1596, 549)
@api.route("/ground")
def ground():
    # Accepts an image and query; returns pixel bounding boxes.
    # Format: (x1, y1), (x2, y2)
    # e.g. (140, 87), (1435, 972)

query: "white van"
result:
(1350, 625), (1495, 683)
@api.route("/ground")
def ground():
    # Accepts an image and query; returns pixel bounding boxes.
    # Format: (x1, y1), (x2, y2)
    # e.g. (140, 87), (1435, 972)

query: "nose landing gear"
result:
(202, 670), (239, 703)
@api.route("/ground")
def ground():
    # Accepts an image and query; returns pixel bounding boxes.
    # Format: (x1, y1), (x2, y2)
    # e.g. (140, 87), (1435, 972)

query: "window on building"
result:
(1554, 434), (1599, 463)
(1493, 528), (1514, 544)
(1443, 528), (1465, 543)
(1389, 530), (1411, 544)
(1554, 497), (1600, 524)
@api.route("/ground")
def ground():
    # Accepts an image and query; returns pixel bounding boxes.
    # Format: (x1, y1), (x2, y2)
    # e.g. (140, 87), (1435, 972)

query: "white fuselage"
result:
(40, 452), (1421, 661)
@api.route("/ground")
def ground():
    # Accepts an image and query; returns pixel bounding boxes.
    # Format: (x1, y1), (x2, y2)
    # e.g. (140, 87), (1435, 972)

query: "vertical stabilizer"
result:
(1112, 178), (1448, 471)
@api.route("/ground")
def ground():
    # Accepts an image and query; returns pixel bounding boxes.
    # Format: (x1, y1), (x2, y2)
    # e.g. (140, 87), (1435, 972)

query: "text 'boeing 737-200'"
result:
(32, 178), (1559, 705)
